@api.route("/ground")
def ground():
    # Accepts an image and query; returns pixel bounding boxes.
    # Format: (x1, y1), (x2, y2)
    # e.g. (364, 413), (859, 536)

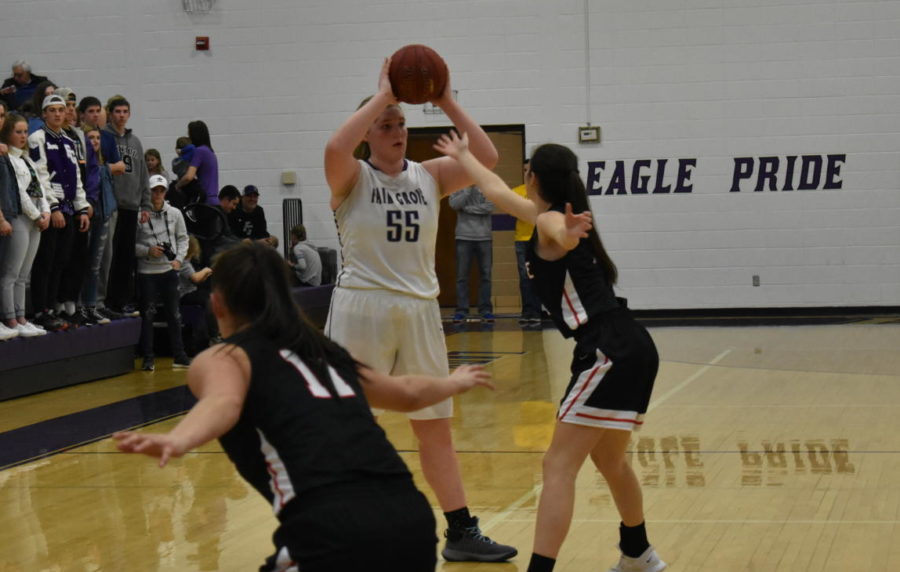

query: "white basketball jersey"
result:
(334, 160), (441, 299)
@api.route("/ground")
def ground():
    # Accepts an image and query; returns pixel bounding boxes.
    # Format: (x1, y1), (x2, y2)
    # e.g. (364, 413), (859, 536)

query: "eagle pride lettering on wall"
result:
(586, 154), (845, 195)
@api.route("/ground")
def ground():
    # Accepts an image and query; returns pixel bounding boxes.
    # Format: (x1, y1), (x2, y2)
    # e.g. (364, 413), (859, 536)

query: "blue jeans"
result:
(139, 270), (186, 359)
(515, 241), (542, 318)
(81, 213), (111, 307)
(455, 239), (492, 314)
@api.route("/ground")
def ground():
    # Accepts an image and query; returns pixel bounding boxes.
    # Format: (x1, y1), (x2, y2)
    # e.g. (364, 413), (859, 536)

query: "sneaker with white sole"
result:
(97, 306), (126, 321)
(608, 546), (666, 572)
(441, 517), (517, 562)
(86, 307), (111, 325)
(16, 322), (47, 337)
(0, 323), (19, 341)
(120, 304), (140, 318)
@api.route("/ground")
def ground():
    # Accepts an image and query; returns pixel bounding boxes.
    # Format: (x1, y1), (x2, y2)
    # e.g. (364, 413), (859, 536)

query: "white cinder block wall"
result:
(2, 0), (897, 309)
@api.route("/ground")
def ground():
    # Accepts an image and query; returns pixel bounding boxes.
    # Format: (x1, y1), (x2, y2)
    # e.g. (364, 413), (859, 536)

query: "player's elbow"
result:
(479, 146), (500, 170)
(391, 379), (434, 413)
(390, 383), (425, 412)
(324, 139), (351, 163)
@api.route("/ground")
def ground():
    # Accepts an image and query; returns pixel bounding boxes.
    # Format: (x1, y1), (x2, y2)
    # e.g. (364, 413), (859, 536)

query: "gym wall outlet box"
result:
(195, 36), (210, 51)
(578, 125), (601, 143)
(281, 170), (297, 186)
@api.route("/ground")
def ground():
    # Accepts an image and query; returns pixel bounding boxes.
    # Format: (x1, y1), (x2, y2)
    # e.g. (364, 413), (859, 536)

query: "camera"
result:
(160, 242), (176, 261)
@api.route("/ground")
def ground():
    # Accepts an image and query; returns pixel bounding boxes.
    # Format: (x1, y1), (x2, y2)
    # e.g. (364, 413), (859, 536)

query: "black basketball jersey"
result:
(526, 215), (621, 338)
(217, 335), (413, 517)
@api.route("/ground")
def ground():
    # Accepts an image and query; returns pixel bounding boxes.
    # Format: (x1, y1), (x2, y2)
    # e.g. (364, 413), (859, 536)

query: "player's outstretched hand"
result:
(113, 431), (187, 468)
(564, 203), (593, 239)
(449, 364), (494, 392)
(433, 130), (469, 160)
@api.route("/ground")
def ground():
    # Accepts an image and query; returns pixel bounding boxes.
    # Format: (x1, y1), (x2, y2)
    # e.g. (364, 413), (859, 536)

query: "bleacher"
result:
(0, 198), (338, 402)
(0, 318), (141, 401)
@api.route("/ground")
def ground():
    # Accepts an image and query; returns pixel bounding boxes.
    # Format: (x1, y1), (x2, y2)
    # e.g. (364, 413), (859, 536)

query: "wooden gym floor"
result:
(1, 316), (899, 571)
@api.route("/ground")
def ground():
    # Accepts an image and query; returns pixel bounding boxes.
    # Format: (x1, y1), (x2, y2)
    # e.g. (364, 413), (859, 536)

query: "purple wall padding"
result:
(291, 284), (335, 330)
(0, 318), (141, 371)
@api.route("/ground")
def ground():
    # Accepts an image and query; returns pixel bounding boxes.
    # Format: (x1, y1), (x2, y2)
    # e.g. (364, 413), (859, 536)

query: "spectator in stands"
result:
(288, 223), (322, 287)
(166, 137), (194, 208)
(26, 80), (56, 134)
(78, 96), (125, 174)
(79, 125), (117, 324)
(0, 101), (7, 156)
(0, 113), (44, 341)
(54, 88), (84, 161)
(449, 185), (495, 323)
(51, 88), (94, 326)
(178, 234), (218, 351)
(0, 114), (50, 337)
(78, 96), (125, 321)
(28, 94), (90, 331)
(217, 185), (241, 216)
(190, 185), (242, 267)
(0, 112), (49, 339)
(229, 185), (277, 247)
(0, 168), (16, 340)
(104, 95), (150, 318)
(0, 60), (50, 111)
(174, 120), (218, 205)
(145, 148), (167, 180)
(136, 174), (190, 371)
(171, 136), (193, 178)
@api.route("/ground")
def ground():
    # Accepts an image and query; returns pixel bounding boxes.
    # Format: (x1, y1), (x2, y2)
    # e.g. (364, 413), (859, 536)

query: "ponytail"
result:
(531, 144), (618, 285)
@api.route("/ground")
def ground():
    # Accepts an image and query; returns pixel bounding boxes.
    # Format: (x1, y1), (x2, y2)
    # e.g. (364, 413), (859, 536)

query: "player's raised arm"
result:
(324, 58), (398, 209)
(423, 81), (499, 197)
(434, 130), (538, 224)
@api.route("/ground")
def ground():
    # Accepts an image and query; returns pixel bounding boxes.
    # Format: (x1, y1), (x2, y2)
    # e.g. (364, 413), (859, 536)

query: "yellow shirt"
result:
(511, 184), (535, 242)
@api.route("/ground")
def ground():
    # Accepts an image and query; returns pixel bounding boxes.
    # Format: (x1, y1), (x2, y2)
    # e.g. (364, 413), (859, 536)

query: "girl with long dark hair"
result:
(114, 242), (494, 571)
(435, 131), (666, 572)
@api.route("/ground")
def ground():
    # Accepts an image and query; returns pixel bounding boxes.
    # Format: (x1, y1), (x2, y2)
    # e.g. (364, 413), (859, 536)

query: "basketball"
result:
(388, 44), (449, 104)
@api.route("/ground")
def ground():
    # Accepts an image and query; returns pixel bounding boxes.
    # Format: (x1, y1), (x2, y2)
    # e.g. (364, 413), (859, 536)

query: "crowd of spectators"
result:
(0, 59), (291, 367)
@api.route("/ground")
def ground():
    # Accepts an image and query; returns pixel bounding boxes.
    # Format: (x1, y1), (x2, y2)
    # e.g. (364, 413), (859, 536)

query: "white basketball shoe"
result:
(608, 546), (667, 572)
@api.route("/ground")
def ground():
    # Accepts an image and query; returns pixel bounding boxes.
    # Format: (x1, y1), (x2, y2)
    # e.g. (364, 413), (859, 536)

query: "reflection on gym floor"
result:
(1, 320), (899, 571)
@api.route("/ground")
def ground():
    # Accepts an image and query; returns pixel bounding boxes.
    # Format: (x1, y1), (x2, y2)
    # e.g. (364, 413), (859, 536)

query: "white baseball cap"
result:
(42, 93), (66, 110)
(149, 174), (168, 190)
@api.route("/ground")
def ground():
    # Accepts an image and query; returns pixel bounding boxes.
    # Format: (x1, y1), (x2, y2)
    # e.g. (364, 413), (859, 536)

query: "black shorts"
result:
(262, 480), (437, 572)
(558, 309), (659, 431)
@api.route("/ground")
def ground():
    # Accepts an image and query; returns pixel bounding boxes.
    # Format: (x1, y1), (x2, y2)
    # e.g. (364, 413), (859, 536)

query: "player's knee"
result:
(593, 453), (628, 478)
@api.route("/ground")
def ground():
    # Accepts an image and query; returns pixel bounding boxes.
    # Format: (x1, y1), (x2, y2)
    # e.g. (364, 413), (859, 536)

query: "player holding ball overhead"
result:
(323, 47), (517, 563)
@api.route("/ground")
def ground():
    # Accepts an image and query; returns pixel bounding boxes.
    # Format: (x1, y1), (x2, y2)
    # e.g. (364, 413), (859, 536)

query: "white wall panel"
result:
(1, 0), (897, 308)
